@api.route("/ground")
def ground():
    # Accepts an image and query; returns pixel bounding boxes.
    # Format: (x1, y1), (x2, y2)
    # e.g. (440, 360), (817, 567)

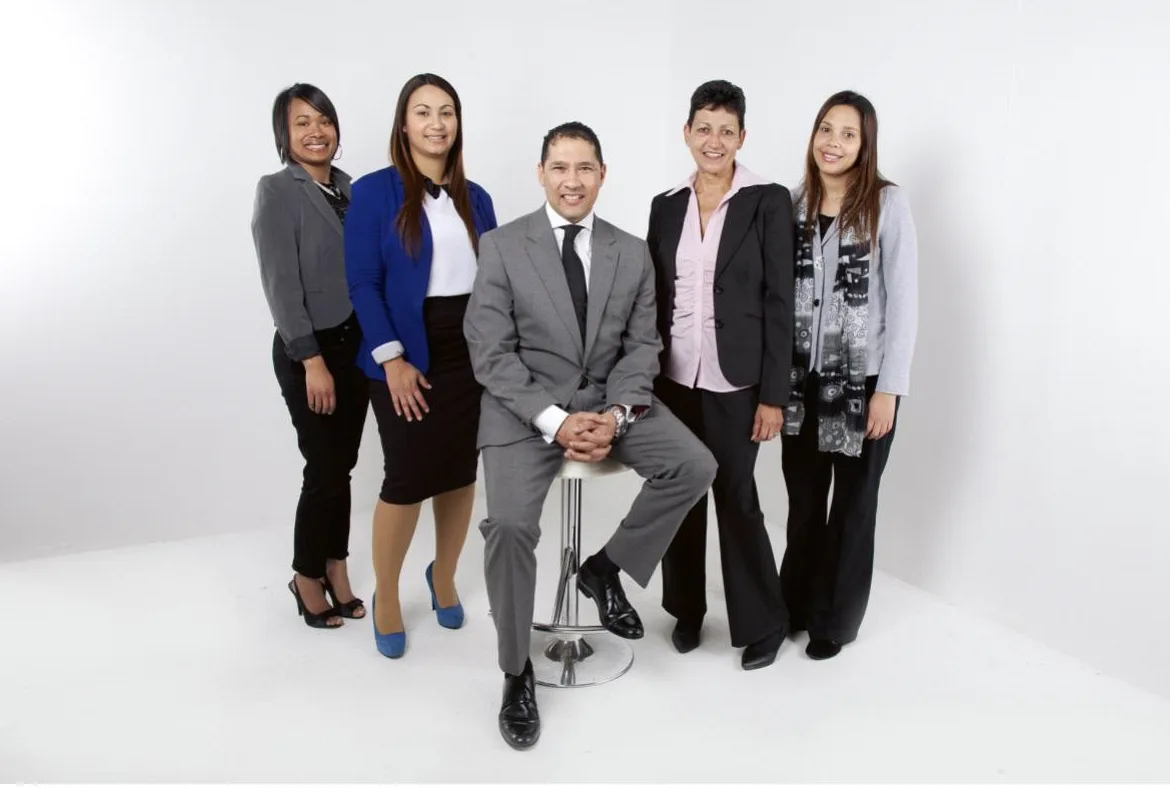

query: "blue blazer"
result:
(345, 166), (498, 380)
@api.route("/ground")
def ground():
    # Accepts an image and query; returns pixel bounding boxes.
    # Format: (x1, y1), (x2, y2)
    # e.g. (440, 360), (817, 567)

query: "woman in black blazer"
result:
(251, 83), (369, 629)
(646, 80), (795, 670)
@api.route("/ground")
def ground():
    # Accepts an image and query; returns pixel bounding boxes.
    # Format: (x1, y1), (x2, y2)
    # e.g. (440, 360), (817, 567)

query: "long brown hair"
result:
(801, 90), (891, 247)
(388, 73), (479, 257)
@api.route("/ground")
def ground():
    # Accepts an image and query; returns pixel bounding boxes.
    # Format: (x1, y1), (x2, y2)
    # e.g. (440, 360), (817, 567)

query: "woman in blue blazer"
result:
(345, 73), (497, 659)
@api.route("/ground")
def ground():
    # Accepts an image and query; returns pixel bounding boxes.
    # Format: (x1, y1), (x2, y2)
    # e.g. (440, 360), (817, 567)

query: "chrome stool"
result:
(530, 457), (633, 689)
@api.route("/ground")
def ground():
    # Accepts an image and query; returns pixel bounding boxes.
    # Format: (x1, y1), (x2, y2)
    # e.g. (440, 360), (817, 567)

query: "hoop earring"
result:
(333, 144), (343, 161)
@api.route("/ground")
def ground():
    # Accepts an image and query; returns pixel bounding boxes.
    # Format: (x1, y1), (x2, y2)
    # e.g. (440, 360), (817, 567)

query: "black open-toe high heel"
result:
(288, 578), (343, 629)
(323, 577), (366, 619)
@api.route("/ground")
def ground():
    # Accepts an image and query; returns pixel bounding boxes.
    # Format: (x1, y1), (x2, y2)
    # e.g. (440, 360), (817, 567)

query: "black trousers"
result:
(779, 374), (897, 643)
(272, 313), (369, 578)
(656, 377), (788, 647)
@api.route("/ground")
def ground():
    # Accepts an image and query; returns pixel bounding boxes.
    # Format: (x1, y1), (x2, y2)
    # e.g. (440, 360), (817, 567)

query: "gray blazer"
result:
(251, 162), (354, 360)
(798, 184), (918, 395)
(464, 207), (662, 448)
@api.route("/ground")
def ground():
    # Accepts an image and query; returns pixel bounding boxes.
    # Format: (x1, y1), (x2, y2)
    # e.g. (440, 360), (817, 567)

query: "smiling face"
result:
(812, 103), (863, 178)
(286, 97), (337, 168)
(538, 134), (605, 223)
(684, 106), (744, 178)
(402, 84), (458, 166)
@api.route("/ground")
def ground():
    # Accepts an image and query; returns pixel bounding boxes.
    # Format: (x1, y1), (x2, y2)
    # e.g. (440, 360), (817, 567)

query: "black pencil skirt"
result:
(369, 294), (482, 505)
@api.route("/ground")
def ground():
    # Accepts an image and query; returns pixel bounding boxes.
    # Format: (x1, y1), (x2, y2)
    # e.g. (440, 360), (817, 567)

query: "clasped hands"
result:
(555, 411), (617, 462)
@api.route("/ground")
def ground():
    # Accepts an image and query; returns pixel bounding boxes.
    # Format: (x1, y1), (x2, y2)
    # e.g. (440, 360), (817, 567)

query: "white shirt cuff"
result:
(371, 341), (405, 365)
(534, 405), (570, 444)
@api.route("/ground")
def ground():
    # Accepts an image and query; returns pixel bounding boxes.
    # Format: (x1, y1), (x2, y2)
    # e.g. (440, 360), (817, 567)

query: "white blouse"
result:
(423, 188), (478, 298)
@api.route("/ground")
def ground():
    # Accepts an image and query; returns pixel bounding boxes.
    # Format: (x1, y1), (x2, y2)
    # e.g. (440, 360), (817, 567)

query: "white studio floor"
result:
(3, 491), (1170, 783)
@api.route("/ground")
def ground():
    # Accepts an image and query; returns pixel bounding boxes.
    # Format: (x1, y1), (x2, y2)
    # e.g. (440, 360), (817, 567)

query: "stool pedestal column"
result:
(530, 474), (634, 688)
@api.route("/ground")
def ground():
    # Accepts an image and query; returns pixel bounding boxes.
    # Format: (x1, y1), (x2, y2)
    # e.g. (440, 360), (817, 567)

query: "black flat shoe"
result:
(671, 619), (701, 654)
(288, 578), (342, 629)
(741, 628), (786, 670)
(499, 662), (540, 751)
(576, 562), (643, 639)
(806, 638), (843, 660)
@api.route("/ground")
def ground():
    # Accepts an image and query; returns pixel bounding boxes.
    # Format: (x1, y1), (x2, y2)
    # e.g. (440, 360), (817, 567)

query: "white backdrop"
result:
(2, 0), (1168, 698)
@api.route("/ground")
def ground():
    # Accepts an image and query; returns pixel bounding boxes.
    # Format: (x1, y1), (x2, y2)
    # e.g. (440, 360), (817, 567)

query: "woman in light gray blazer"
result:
(779, 90), (919, 660)
(251, 83), (369, 629)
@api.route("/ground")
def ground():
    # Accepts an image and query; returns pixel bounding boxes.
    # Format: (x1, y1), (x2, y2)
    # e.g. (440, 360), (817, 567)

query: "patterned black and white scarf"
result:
(782, 196), (873, 458)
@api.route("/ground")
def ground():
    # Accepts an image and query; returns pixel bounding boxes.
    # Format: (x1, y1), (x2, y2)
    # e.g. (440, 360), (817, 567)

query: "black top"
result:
(818, 213), (836, 238)
(317, 181), (349, 224)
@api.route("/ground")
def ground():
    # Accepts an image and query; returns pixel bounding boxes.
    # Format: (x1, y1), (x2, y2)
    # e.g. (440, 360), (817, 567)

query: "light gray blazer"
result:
(464, 207), (662, 448)
(799, 184), (919, 395)
(251, 162), (354, 360)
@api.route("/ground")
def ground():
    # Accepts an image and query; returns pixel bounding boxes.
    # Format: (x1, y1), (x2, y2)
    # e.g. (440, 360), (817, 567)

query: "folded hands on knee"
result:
(555, 411), (617, 462)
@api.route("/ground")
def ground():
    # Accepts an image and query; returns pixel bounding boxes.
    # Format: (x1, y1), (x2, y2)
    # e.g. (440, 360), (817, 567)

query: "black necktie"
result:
(560, 224), (587, 339)
(423, 178), (446, 199)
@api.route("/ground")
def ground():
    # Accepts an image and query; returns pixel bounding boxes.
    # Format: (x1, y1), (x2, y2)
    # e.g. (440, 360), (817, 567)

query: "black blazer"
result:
(645, 182), (795, 406)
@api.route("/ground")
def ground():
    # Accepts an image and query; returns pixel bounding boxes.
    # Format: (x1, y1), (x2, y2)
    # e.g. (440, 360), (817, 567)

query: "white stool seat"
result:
(530, 457), (635, 688)
(556, 457), (629, 480)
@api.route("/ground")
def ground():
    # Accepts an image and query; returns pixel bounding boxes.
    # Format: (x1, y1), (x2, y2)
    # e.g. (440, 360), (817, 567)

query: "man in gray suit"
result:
(464, 122), (717, 750)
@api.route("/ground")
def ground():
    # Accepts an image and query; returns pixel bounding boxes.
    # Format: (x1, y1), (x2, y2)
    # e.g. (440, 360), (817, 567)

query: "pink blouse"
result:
(663, 163), (770, 392)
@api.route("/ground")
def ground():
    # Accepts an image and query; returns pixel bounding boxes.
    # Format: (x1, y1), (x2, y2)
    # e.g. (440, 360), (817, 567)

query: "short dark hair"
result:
(270, 83), (340, 164)
(687, 79), (746, 129)
(540, 121), (604, 166)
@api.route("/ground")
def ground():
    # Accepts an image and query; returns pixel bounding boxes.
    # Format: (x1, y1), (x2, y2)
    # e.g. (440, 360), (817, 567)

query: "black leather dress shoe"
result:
(498, 667), (540, 750)
(806, 638), (843, 660)
(576, 563), (644, 639)
(671, 619), (701, 653)
(741, 627), (786, 670)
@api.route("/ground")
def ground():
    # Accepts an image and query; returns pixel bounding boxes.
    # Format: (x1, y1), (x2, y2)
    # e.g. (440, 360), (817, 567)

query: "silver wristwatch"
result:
(607, 405), (630, 440)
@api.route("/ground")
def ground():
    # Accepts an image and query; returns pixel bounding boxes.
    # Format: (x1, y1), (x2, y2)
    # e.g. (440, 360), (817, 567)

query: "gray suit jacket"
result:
(464, 207), (662, 448)
(251, 162), (354, 360)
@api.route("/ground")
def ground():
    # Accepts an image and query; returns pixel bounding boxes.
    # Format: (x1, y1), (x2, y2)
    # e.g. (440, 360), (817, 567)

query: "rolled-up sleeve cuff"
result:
(284, 333), (321, 361)
(371, 341), (405, 365)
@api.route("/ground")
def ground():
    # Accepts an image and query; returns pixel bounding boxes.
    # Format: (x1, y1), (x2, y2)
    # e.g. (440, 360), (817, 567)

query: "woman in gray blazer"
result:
(779, 90), (919, 660)
(251, 83), (370, 629)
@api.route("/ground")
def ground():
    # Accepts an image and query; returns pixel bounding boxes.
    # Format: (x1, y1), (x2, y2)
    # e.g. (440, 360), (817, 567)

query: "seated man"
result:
(464, 121), (718, 750)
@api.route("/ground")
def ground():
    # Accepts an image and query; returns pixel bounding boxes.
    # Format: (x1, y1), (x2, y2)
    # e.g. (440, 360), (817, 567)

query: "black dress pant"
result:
(779, 373), (897, 643)
(272, 313), (369, 578)
(656, 376), (788, 647)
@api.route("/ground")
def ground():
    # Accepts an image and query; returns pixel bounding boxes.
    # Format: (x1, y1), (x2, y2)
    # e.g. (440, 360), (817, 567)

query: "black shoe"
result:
(576, 562), (644, 639)
(498, 663), (540, 750)
(806, 638), (843, 660)
(322, 577), (366, 619)
(670, 618), (702, 654)
(741, 627), (786, 671)
(288, 578), (342, 629)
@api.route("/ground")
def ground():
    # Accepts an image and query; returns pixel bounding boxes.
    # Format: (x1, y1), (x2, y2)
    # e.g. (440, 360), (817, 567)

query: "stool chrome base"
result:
(530, 632), (633, 688)
(529, 470), (635, 688)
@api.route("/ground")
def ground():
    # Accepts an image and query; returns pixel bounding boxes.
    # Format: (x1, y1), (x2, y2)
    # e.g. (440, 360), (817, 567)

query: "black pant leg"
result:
(779, 382), (834, 632)
(272, 321), (369, 579)
(319, 342), (369, 563)
(701, 387), (788, 646)
(655, 377), (709, 626)
(813, 380), (898, 642)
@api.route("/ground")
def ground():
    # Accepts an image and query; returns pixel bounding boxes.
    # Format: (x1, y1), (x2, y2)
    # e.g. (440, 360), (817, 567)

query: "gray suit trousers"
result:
(480, 397), (717, 675)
